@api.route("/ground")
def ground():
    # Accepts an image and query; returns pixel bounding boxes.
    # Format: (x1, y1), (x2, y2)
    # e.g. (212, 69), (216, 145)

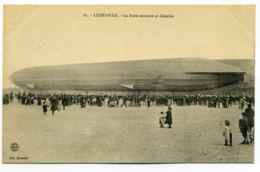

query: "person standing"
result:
(62, 96), (67, 110)
(165, 106), (173, 128)
(159, 112), (166, 128)
(147, 99), (151, 108)
(244, 104), (254, 143)
(223, 120), (232, 146)
(239, 112), (249, 144)
(42, 100), (48, 115)
(50, 97), (57, 115)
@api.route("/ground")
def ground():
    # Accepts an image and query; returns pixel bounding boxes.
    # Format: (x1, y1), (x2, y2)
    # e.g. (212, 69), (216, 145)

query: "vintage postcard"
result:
(3, 5), (255, 163)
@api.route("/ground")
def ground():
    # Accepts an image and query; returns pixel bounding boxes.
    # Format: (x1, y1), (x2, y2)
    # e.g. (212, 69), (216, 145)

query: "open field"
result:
(3, 103), (254, 163)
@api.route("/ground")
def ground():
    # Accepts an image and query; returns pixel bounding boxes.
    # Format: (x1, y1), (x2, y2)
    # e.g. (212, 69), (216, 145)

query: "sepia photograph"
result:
(2, 5), (255, 163)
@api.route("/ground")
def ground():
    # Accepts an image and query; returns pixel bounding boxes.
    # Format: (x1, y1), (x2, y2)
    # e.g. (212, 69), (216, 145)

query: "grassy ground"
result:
(3, 103), (254, 163)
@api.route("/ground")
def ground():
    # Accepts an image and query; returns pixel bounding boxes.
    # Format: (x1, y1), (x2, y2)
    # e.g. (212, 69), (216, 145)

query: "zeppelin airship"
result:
(11, 58), (245, 92)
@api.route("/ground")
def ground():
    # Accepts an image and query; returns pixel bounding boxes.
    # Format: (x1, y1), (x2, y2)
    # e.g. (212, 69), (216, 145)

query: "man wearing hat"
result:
(165, 106), (173, 128)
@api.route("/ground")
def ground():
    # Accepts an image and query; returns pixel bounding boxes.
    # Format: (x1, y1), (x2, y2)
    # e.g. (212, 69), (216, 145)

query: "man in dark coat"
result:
(42, 100), (48, 115)
(245, 104), (254, 129)
(165, 106), (173, 128)
(239, 112), (249, 144)
(244, 104), (254, 143)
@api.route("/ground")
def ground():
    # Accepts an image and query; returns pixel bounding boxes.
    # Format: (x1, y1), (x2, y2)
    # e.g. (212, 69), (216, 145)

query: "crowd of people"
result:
(3, 91), (254, 111)
(3, 91), (255, 145)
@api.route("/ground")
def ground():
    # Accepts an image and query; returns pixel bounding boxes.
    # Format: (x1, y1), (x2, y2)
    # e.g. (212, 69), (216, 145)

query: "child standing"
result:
(223, 120), (232, 146)
(159, 112), (166, 128)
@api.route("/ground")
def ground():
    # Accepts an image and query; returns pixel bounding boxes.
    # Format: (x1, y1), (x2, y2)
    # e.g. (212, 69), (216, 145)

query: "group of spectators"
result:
(3, 91), (255, 145)
(3, 91), (254, 111)
(222, 103), (254, 146)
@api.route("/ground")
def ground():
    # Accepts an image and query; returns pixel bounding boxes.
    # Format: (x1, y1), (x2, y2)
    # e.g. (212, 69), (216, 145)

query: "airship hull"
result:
(11, 58), (245, 92)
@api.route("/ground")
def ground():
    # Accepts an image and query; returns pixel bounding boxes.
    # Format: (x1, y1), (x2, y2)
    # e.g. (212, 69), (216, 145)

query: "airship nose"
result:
(10, 67), (38, 89)
(10, 71), (22, 85)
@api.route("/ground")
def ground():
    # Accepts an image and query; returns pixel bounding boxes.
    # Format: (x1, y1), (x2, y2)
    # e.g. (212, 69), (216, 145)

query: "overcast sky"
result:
(3, 5), (255, 88)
